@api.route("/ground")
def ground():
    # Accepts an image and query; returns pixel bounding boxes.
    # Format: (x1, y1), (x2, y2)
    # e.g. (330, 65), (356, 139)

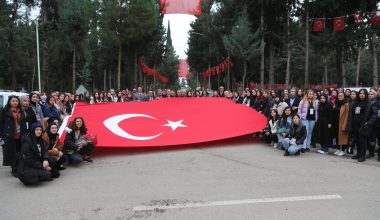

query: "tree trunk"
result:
(341, 54), (346, 87)
(304, 0), (309, 89)
(260, 5), (265, 89)
(104, 69), (107, 91)
(72, 45), (76, 93)
(9, 1), (19, 89)
(242, 60), (247, 89)
(41, 3), (49, 91)
(323, 56), (328, 86)
(109, 69), (112, 89)
(227, 51), (231, 91)
(117, 43), (122, 90)
(285, 0), (291, 87)
(269, 40), (275, 88)
(134, 48), (138, 88)
(372, 32), (378, 86)
(356, 47), (361, 87)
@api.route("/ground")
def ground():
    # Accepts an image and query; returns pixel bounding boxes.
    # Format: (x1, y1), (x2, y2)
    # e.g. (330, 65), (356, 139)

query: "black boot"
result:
(284, 150), (289, 156)
(358, 157), (365, 162)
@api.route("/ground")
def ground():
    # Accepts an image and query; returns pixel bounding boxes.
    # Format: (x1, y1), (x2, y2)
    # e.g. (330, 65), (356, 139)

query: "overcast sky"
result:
(30, 7), (195, 60)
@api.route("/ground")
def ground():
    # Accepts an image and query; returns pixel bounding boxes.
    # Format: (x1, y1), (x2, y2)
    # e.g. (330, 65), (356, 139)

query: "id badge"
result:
(309, 109), (314, 115)
(355, 107), (361, 114)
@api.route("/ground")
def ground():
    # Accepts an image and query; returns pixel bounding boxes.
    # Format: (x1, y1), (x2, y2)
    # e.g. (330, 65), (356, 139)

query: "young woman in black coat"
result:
(19, 95), (37, 133)
(17, 122), (59, 185)
(64, 116), (95, 164)
(350, 89), (378, 162)
(0, 96), (28, 176)
(313, 95), (333, 154)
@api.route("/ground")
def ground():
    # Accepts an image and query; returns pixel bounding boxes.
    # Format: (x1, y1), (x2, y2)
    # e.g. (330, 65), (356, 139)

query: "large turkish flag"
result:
(160, 0), (202, 16)
(59, 98), (267, 148)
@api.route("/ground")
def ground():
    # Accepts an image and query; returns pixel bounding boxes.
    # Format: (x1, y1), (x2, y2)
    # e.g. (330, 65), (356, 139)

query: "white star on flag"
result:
(162, 120), (188, 131)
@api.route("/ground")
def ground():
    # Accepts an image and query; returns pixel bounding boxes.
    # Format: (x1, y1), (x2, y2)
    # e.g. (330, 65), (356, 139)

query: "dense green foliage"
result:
(0, 0), (178, 92)
(187, 0), (380, 89)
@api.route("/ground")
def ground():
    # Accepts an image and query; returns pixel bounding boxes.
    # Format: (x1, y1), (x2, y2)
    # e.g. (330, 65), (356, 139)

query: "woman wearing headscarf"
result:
(313, 95), (333, 154)
(19, 95), (37, 133)
(332, 92), (350, 156)
(29, 93), (44, 124)
(42, 123), (67, 170)
(17, 122), (59, 185)
(0, 96), (27, 177)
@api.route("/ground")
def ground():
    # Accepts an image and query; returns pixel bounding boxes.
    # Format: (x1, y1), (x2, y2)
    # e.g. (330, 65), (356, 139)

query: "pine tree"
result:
(223, 7), (262, 89)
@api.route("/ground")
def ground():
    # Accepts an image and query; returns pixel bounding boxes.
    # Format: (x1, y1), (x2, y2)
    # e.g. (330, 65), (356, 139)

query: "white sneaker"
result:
(273, 143), (278, 148)
(317, 150), (327, 154)
(334, 150), (341, 155)
(337, 151), (345, 156)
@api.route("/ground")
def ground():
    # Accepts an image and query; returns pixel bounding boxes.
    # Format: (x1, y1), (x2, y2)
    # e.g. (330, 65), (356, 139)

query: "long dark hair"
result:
(270, 109), (279, 122)
(69, 116), (87, 134)
(5, 95), (21, 110)
(357, 89), (368, 101)
(281, 106), (292, 120)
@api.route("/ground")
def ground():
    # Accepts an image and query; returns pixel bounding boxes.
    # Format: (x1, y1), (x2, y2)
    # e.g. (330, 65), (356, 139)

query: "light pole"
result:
(35, 19), (41, 92)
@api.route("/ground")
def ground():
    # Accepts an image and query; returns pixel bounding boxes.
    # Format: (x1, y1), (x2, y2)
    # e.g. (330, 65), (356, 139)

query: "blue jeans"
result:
(281, 138), (303, 154)
(302, 119), (315, 149)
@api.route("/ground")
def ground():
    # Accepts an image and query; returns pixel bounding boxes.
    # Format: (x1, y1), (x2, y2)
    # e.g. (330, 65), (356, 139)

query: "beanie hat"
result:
(30, 122), (43, 133)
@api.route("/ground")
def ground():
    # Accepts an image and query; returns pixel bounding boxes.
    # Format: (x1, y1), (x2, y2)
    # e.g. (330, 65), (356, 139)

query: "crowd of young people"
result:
(1, 85), (379, 185)
(0, 92), (95, 185)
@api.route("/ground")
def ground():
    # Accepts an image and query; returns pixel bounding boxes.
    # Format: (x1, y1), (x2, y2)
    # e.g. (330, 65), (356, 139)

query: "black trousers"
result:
(366, 126), (380, 156)
(68, 144), (95, 164)
(2, 138), (21, 172)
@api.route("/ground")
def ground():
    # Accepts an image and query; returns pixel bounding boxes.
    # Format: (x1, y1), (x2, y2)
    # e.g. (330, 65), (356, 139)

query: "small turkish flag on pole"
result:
(334, 16), (345, 31)
(313, 18), (325, 32)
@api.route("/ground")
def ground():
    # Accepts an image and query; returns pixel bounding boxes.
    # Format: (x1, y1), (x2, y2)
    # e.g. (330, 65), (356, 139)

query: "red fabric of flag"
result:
(354, 13), (361, 25)
(59, 99), (267, 147)
(313, 18), (325, 32)
(160, 0), (202, 16)
(334, 17), (345, 31)
(371, 11), (380, 26)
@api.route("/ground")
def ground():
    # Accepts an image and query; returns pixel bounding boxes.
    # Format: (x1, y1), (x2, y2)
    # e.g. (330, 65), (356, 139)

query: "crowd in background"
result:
(1, 85), (380, 185)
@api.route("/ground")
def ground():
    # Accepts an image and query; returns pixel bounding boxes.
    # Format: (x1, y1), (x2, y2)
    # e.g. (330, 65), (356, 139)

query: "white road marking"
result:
(133, 194), (342, 211)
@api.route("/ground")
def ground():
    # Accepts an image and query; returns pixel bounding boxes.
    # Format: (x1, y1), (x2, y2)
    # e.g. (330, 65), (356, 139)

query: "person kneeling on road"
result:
(17, 122), (59, 185)
(281, 114), (307, 156)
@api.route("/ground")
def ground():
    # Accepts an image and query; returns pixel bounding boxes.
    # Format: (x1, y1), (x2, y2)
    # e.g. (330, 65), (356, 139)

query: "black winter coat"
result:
(63, 130), (84, 153)
(289, 123), (307, 145)
(17, 135), (49, 184)
(0, 107), (28, 166)
(313, 102), (333, 146)
(22, 107), (37, 133)
(358, 100), (378, 136)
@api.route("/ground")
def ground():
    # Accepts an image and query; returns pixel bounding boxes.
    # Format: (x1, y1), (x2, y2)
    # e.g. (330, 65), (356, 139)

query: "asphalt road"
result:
(1, 136), (380, 220)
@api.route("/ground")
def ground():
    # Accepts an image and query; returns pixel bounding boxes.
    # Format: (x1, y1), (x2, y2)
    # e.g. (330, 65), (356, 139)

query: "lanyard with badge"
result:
(309, 101), (314, 115)
(355, 106), (361, 115)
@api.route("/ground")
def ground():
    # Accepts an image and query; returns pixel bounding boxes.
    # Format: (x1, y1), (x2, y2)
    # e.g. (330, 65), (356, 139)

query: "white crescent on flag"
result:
(103, 114), (163, 141)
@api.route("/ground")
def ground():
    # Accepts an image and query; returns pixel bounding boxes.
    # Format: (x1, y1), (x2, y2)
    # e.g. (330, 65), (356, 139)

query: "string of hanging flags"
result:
(313, 10), (380, 32)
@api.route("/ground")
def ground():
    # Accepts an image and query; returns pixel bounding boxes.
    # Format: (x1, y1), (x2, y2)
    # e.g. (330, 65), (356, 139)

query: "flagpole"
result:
(36, 20), (41, 92)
